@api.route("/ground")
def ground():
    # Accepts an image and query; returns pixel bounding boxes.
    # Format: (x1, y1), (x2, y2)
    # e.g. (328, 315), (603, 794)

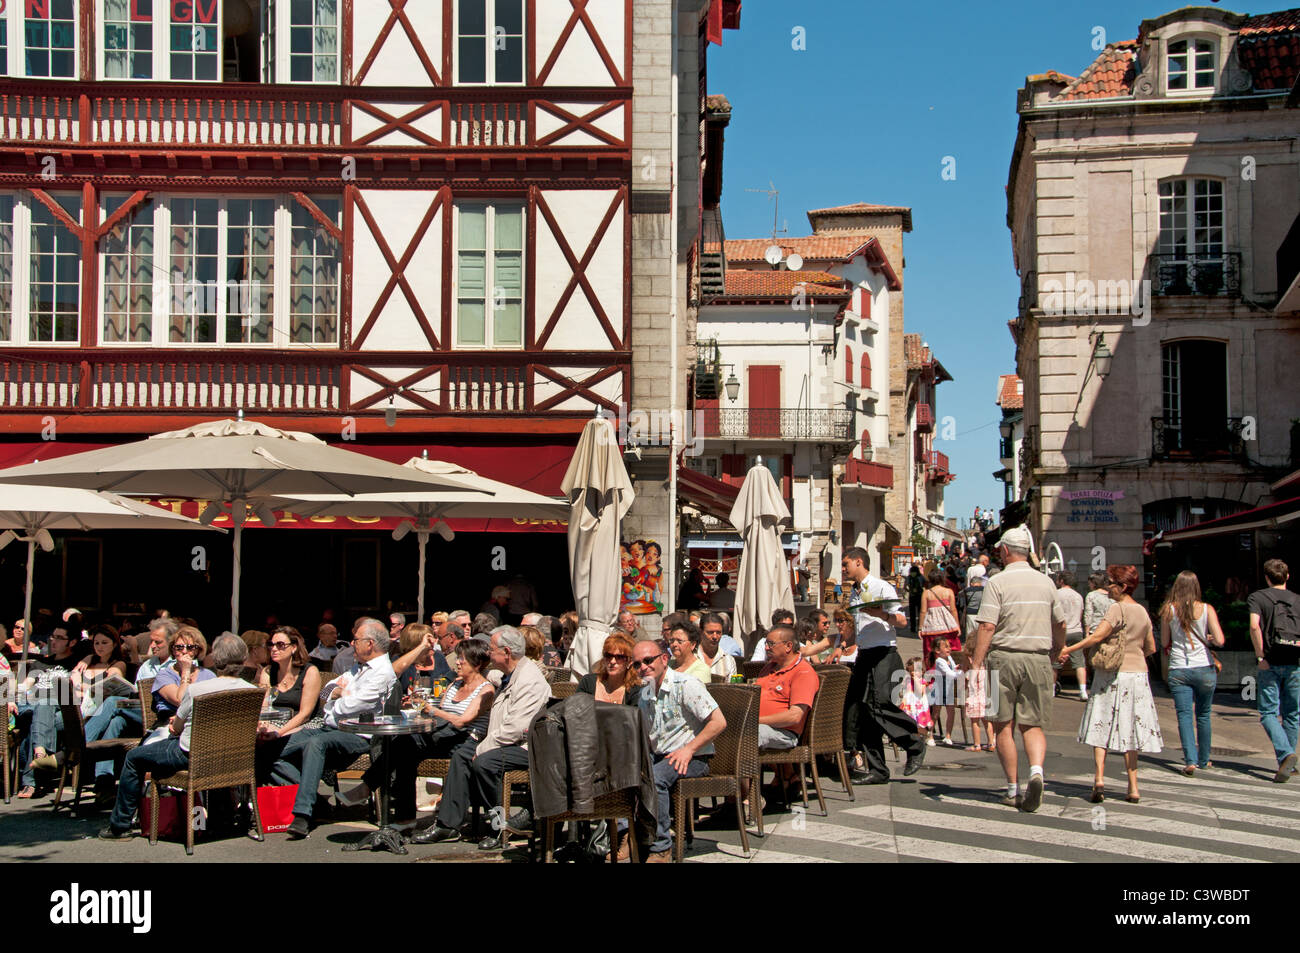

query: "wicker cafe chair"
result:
(755, 671), (830, 819)
(543, 667), (571, 685)
(741, 661), (767, 681)
(138, 677), (158, 735)
(542, 788), (640, 863)
(145, 688), (265, 856)
(52, 699), (142, 812)
(3, 699), (15, 804)
(551, 681), (577, 700)
(671, 682), (759, 863)
(807, 665), (854, 802)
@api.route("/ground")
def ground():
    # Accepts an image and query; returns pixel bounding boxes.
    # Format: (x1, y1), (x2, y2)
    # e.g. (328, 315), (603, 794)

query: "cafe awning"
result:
(678, 464), (740, 522)
(1162, 496), (1300, 542)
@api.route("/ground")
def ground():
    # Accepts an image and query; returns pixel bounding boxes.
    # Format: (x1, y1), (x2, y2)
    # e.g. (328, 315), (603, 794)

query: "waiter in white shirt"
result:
(841, 546), (926, 784)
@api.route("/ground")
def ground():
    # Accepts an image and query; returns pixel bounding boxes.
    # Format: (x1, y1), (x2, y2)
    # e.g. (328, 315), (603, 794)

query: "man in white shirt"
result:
(276, 618), (397, 839)
(309, 623), (340, 665)
(841, 546), (926, 784)
(1052, 571), (1087, 701)
(699, 616), (737, 679)
(100, 633), (259, 840)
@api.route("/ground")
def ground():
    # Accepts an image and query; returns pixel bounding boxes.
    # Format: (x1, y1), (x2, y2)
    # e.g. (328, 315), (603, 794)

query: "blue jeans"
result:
(109, 738), (190, 833)
(1168, 665), (1216, 768)
(84, 697), (143, 779)
(271, 727), (371, 819)
(651, 753), (710, 854)
(18, 703), (62, 788)
(1257, 663), (1300, 765)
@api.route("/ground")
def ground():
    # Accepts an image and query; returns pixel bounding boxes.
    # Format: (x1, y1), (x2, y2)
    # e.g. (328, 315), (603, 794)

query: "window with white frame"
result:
(283, 0), (338, 83)
(0, 195), (13, 342)
(288, 197), (340, 344)
(0, 9), (8, 75)
(102, 0), (155, 79)
(102, 195), (156, 343)
(17, 0), (77, 78)
(454, 202), (523, 348)
(97, 194), (339, 347)
(1158, 179), (1224, 262)
(169, 0), (221, 81)
(29, 193), (82, 344)
(1167, 38), (1216, 93)
(456, 0), (524, 85)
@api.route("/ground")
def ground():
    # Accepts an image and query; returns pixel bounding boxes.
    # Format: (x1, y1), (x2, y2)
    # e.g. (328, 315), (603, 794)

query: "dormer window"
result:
(1167, 38), (1216, 93)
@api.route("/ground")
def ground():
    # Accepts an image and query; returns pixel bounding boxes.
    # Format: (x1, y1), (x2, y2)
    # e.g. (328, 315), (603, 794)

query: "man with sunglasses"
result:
(633, 638), (726, 862)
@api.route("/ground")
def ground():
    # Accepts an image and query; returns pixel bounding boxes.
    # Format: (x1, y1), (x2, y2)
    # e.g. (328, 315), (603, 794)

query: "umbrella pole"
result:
(417, 530), (428, 623)
(231, 521), (242, 633)
(18, 537), (34, 683)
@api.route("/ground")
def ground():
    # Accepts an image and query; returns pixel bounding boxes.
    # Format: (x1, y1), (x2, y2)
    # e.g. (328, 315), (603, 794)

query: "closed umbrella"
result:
(0, 418), (483, 631)
(0, 485), (222, 679)
(286, 454), (567, 620)
(560, 417), (634, 678)
(731, 461), (794, 649)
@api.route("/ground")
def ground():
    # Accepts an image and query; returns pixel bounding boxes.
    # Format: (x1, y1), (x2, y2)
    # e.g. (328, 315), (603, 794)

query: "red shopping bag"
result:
(257, 785), (299, 833)
(140, 790), (206, 843)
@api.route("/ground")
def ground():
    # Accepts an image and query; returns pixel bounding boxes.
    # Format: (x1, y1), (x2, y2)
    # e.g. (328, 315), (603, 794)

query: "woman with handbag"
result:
(1059, 565), (1162, 804)
(1160, 571), (1225, 776)
(919, 568), (962, 664)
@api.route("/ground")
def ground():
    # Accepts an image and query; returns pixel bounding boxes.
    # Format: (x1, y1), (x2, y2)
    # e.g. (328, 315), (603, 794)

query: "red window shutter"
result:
(721, 453), (745, 487)
(845, 345), (854, 385)
(782, 453), (793, 503)
(747, 365), (781, 438)
(696, 397), (719, 438)
(860, 288), (871, 320)
(861, 352), (871, 389)
(861, 429), (871, 448)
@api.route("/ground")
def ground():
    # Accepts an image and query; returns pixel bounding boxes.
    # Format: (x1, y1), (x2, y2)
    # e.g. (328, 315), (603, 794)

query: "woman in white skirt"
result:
(1058, 565), (1161, 804)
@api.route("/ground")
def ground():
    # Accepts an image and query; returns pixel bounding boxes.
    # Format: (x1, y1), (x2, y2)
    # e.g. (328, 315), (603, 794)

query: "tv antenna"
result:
(745, 181), (788, 242)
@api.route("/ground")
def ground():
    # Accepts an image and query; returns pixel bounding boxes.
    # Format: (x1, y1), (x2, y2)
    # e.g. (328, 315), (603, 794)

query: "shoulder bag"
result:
(1091, 605), (1127, 673)
(1183, 609), (1222, 673)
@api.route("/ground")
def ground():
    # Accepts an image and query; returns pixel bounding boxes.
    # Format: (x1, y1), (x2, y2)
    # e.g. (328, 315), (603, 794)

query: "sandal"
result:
(17, 785), (35, 799)
(1089, 785), (1105, 803)
(982, 744), (996, 751)
(1181, 764), (1195, 777)
(964, 744), (982, 752)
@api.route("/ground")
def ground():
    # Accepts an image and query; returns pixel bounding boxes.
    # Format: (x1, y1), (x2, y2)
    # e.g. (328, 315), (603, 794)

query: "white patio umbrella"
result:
(0, 419), (485, 632)
(560, 417), (634, 679)
(0, 485), (223, 679)
(286, 454), (568, 620)
(731, 460), (795, 648)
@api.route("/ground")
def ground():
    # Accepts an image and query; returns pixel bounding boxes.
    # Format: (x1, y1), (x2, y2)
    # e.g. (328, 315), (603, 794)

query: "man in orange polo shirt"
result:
(755, 625), (819, 750)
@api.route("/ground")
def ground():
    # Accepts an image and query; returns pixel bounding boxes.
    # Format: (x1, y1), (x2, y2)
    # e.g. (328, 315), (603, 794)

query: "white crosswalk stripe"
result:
(1059, 773), (1300, 815)
(845, 803), (1264, 862)
(687, 845), (841, 864)
(926, 793), (1300, 856)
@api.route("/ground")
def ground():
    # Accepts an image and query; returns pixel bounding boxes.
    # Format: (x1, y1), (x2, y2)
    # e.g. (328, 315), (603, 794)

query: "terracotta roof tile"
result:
(1237, 33), (1299, 90)
(720, 269), (850, 298)
(806, 202), (913, 233)
(1056, 41), (1137, 101)
(904, 333), (923, 370)
(1242, 9), (1300, 34)
(997, 374), (1024, 410)
(725, 234), (875, 264)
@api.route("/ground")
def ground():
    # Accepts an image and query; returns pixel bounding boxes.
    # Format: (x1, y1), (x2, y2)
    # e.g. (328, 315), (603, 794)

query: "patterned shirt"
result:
(639, 667), (720, 757)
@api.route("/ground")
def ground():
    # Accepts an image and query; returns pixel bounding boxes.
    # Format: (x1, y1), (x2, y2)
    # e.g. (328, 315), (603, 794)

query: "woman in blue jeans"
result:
(1160, 571), (1225, 776)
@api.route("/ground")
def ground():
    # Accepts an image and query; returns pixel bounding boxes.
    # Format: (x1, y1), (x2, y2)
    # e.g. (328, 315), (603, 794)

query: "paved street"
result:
(3, 638), (1296, 864)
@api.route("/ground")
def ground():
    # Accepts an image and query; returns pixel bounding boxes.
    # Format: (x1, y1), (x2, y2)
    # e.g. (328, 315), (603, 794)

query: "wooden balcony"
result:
(916, 402), (934, 432)
(844, 458), (893, 490)
(0, 349), (627, 419)
(924, 450), (954, 485)
(0, 80), (628, 154)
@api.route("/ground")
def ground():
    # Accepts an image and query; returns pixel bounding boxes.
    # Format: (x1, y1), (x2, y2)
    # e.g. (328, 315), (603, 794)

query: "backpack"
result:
(1262, 591), (1300, 650)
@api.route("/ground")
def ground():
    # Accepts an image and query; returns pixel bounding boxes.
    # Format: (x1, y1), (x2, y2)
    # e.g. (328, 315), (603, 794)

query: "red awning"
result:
(678, 464), (739, 522)
(1162, 496), (1300, 541)
(0, 439), (575, 533)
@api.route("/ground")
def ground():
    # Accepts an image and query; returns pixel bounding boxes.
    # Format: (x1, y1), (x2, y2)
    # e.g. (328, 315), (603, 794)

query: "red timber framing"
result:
(0, 0), (636, 437)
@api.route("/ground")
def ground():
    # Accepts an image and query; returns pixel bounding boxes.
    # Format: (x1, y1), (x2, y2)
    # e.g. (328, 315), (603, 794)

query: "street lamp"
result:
(1090, 332), (1112, 379)
(724, 369), (740, 402)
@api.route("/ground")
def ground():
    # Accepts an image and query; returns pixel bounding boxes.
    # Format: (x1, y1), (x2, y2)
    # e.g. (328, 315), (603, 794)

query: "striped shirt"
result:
(974, 562), (1066, 652)
(439, 678), (492, 740)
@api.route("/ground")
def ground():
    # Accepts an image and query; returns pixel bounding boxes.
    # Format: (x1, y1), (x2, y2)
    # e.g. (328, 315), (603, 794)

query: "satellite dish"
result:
(786, 253), (803, 272)
(764, 245), (784, 267)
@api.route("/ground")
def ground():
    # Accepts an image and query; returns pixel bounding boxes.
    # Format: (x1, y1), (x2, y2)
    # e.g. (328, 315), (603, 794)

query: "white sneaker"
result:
(334, 782), (372, 808)
(1079, 689), (1089, 701)
(925, 736), (936, 747)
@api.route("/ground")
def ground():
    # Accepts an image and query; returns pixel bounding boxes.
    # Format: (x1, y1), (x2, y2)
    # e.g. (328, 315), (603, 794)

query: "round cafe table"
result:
(337, 714), (433, 855)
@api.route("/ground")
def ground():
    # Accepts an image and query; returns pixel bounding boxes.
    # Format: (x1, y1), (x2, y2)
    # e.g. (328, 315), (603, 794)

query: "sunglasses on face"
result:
(173, 644), (198, 653)
(269, 641), (291, 650)
(633, 656), (661, 668)
(603, 653), (628, 661)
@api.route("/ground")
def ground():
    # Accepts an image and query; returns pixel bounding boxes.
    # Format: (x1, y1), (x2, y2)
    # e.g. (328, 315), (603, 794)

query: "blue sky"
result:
(709, 0), (1213, 521)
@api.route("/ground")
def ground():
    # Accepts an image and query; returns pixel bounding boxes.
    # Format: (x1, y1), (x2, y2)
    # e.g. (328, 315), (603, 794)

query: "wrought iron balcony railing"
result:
(700, 407), (854, 442)
(1152, 417), (1246, 459)
(1147, 253), (1242, 298)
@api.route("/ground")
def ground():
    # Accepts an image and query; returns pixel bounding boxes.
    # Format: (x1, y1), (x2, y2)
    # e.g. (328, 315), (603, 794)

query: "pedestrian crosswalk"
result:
(683, 762), (1300, 863)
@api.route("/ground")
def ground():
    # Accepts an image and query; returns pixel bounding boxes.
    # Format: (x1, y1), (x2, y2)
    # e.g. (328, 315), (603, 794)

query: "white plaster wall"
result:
(536, 0), (625, 86)
(350, 103), (444, 146)
(537, 189), (624, 350)
(349, 369), (439, 409)
(353, 190), (443, 351)
(532, 365), (622, 411)
(352, 0), (442, 86)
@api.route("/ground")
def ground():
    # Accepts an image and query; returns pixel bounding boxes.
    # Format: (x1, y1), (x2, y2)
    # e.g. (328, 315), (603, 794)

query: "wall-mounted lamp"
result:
(724, 369), (740, 403)
(998, 418), (1013, 441)
(385, 396), (397, 428)
(1089, 332), (1112, 379)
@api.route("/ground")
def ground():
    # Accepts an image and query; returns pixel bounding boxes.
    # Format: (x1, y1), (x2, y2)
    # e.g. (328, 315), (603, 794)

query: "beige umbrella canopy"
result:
(730, 461), (795, 649)
(561, 417), (634, 678)
(286, 454), (568, 620)
(0, 419), (484, 631)
(0, 485), (223, 678)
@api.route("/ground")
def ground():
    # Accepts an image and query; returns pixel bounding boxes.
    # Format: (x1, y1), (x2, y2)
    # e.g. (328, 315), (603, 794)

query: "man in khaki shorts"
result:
(969, 526), (1066, 813)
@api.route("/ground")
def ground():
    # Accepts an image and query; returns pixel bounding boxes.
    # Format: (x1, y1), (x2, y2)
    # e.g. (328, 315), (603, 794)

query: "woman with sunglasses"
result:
(239, 630), (271, 683)
(151, 627), (214, 730)
(258, 627), (322, 737)
(577, 633), (641, 705)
